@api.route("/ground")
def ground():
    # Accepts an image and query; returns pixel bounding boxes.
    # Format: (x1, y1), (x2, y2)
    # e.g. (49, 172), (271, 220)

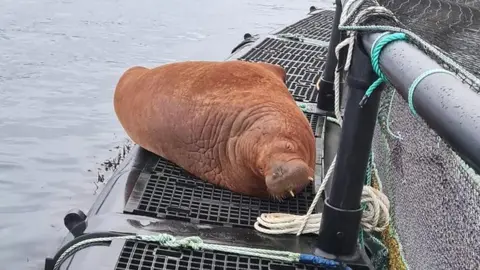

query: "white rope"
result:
(254, 213), (323, 235)
(254, 184), (390, 235)
(296, 155), (336, 235)
(360, 185), (390, 232)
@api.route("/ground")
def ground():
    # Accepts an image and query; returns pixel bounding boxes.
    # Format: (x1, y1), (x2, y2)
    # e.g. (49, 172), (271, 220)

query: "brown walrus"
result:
(114, 60), (315, 199)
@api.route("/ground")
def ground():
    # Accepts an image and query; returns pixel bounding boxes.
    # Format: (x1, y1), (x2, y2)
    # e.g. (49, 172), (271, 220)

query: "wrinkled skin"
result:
(114, 60), (316, 199)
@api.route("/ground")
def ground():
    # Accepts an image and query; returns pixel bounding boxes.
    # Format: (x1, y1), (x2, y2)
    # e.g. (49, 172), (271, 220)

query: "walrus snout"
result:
(265, 159), (313, 200)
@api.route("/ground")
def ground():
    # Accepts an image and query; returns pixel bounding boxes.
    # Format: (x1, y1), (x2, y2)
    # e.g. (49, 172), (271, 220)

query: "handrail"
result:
(361, 32), (480, 173)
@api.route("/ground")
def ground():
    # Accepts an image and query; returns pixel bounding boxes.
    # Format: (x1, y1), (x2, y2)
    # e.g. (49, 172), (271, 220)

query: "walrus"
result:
(114, 60), (316, 199)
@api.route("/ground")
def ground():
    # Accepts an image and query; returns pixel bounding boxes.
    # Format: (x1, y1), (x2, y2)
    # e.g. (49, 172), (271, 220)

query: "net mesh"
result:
(352, 0), (480, 269)
(380, 0), (480, 92)
(373, 87), (480, 270)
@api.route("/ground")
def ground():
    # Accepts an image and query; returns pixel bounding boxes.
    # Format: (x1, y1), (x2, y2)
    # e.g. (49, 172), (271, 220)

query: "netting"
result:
(373, 87), (480, 270)
(347, 0), (480, 269)
(380, 0), (480, 92)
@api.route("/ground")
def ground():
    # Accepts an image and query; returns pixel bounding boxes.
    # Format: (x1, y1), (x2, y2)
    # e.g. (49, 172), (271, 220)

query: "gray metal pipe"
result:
(361, 32), (480, 172)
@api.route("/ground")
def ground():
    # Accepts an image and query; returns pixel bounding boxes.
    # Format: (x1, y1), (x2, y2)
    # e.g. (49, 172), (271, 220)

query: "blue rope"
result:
(359, 32), (408, 107)
(407, 68), (456, 116)
(299, 254), (352, 270)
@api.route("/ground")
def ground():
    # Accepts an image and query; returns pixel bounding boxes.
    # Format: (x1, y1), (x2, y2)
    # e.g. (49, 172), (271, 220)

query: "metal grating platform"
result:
(123, 111), (321, 228)
(306, 112), (321, 136)
(124, 156), (315, 228)
(276, 10), (335, 42)
(238, 38), (328, 103)
(115, 240), (324, 270)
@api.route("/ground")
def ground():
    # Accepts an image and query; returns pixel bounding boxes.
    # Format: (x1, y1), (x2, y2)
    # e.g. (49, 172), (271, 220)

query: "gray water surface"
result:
(0, 0), (329, 269)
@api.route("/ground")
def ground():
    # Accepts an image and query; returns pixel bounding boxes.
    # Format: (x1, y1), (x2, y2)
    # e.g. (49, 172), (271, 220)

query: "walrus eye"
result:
(285, 142), (294, 151)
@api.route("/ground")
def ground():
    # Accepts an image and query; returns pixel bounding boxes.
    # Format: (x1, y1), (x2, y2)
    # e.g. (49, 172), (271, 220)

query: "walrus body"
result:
(114, 60), (315, 199)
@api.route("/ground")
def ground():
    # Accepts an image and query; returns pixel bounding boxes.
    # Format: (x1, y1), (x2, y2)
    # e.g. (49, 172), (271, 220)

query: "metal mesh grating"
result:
(238, 38), (328, 103)
(306, 112), (320, 136)
(123, 111), (322, 228)
(276, 10), (335, 42)
(125, 157), (315, 228)
(115, 240), (324, 270)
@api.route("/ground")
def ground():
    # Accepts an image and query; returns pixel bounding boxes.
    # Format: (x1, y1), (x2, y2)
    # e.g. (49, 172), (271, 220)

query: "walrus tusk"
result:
(308, 176), (314, 182)
(289, 190), (295, 197)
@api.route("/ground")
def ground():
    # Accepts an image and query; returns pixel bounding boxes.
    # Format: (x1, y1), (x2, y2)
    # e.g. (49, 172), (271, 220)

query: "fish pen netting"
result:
(348, 0), (480, 269)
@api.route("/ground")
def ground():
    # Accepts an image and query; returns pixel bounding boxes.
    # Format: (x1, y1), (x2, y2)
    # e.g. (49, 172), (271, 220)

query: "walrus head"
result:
(265, 159), (313, 200)
(257, 140), (314, 200)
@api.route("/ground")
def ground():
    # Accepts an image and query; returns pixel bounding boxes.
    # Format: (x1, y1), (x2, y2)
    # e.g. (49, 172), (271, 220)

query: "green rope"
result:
(385, 87), (402, 140)
(136, 234), (352, 269)
(407, 68), (455, 116)
(359, 228), (365, 245)
(52, 233), (351, 270)
(359, 32), (408, 107)
(358, 31), (458, 120)
(138, 234), (205, 250)
(338, 24), (480, 89)
(137, 234), (301, 262)
(298, 103), (308, 112)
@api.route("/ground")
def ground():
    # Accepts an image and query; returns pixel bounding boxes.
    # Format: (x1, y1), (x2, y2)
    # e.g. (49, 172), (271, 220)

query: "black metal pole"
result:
(316, 0), (343, 112)
(316, 41), (383, 256)
(361, 33), (480, 173)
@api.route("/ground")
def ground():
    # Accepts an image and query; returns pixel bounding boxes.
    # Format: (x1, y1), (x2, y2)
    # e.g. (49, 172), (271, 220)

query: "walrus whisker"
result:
(269, 193), (285, 202)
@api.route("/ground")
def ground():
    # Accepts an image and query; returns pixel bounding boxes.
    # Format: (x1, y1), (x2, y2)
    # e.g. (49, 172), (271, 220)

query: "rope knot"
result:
(137, 234), (204, 250)
(177, 236), (204, 250)
(356, 32), (408, 108)
(137, 233), (177, 246)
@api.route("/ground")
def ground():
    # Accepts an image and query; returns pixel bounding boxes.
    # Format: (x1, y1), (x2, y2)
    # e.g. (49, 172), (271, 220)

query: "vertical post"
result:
(316, 41), (384, 256)
(316, 0), (343, 112)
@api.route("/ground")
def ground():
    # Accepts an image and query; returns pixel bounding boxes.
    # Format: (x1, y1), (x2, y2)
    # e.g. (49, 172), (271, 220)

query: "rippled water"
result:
(0, 0), (330, 268)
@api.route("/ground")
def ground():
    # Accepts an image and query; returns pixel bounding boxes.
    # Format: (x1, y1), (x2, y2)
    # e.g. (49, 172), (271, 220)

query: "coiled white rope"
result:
(254, 183), (390, 235)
